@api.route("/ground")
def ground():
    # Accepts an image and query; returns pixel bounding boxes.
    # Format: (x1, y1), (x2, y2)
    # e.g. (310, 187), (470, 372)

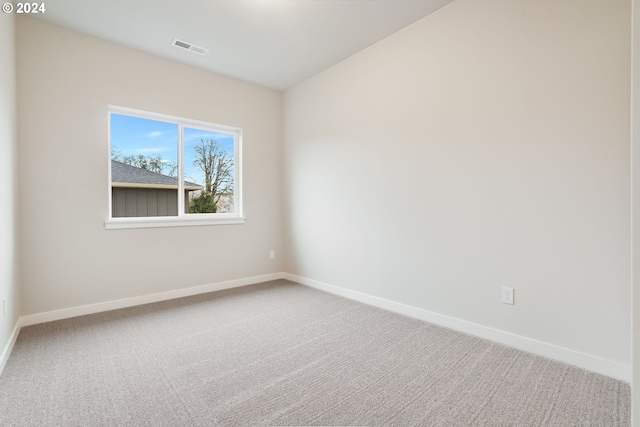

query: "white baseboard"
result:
(21, 272), (285, 327)
(13, 271), (631, 382)
(283, 273), (631, 382)
(0, 319), (21, 378)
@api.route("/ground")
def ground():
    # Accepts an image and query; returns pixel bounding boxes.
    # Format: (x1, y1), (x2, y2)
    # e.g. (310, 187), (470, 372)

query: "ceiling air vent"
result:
(171, 39), (208, 56)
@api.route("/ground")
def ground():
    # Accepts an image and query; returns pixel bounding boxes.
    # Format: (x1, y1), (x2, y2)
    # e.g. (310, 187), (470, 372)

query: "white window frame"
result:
(105, 105), (244, 230)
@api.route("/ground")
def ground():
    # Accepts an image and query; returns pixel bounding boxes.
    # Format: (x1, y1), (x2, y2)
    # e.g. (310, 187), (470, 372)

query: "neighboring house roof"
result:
(111, 160), (203, 191)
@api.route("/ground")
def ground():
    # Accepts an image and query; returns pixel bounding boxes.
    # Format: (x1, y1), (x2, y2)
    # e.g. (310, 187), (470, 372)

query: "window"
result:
(105, 106), (243, 229)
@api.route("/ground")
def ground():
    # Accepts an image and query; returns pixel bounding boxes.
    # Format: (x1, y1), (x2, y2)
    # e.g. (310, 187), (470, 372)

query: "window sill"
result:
(104, 216), (246, 230)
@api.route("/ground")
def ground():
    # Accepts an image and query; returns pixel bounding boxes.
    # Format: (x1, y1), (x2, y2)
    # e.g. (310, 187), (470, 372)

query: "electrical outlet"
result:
(501, 287), (514, 305)
(269, 250), (275, 260)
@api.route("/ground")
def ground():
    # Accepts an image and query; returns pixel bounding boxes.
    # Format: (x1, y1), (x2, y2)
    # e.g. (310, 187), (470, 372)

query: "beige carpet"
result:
(0, 280), (630, 426)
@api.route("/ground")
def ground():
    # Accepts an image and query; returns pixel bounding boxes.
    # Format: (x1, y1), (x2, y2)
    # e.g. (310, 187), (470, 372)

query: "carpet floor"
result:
(0, 279), (631, 426)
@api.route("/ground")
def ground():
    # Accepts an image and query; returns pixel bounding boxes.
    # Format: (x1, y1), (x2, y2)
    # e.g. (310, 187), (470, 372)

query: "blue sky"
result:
(110, 113), (235, 186)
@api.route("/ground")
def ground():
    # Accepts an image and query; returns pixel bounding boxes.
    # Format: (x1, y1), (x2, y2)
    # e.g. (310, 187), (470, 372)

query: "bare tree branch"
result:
(193, 138), (234, 204)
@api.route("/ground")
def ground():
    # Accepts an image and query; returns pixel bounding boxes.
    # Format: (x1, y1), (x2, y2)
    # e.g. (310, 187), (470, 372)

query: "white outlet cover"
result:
(501, 287), (514, 305)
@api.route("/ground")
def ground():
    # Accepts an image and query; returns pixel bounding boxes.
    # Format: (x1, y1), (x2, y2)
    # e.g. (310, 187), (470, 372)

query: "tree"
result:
(111, 145), (122, 161)
(121, 154), (166, 175)
(189, 192), (217, 213)
(192, 138), (233, 205)
(111, 146), (177, 177)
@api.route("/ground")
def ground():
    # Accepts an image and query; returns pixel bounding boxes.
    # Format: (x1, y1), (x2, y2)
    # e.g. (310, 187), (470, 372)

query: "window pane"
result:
(110, 114), (179, 217)
(183, 127), (235, 214)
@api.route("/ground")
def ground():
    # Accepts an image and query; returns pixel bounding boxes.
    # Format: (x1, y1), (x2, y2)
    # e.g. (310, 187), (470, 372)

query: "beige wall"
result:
(12, 0), (634, 386)
(16, 17), (283, 315)
(0, 12), (20, 360)
(284, 0), (631, 368)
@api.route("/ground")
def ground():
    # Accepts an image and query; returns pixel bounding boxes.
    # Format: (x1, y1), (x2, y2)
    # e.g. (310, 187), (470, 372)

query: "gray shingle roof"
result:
(111, 160), (203, 190)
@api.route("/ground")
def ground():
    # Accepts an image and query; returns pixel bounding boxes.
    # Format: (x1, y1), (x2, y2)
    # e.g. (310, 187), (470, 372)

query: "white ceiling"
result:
(33, 0), (455, 91)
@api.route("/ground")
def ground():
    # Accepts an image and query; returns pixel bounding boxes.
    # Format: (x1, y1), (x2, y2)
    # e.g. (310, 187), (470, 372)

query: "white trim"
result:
(283, 273), (631, 382)
(177, 121), (185, 214)
(0, 320), (21, 378)
(21, 273), (284, 327)
(108, 105), (242, 133)
(11, 272), (628, 382)
(104, 215), (246, 229)
(107, 110), (113, 218)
